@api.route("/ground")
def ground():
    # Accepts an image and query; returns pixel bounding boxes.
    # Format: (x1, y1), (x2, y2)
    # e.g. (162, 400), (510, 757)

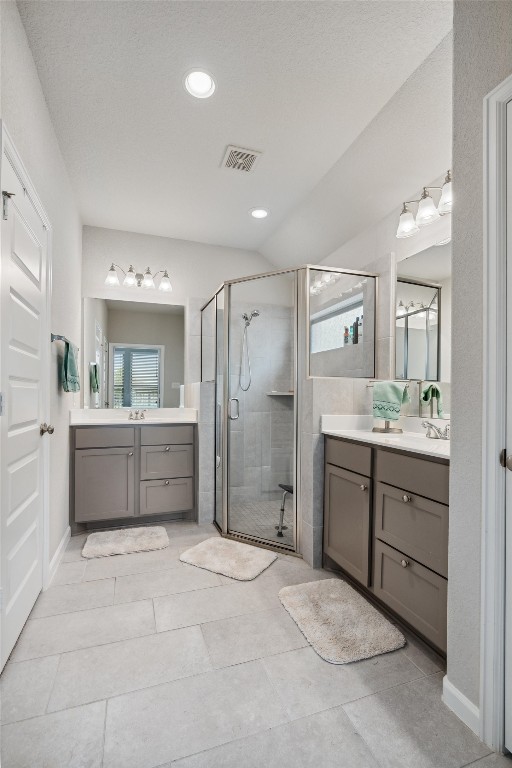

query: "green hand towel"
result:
(421, 383), (444, 418)
(62, 342), (80, 393)
(372, 381), (410, 421)
(90, 363), (100, 394)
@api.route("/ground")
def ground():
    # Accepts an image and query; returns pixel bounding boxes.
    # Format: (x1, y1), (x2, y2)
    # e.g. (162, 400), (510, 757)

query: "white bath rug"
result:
(82, 526), (169, 559)
(279, 578), (405, 664)
(180, 537), (277, 581)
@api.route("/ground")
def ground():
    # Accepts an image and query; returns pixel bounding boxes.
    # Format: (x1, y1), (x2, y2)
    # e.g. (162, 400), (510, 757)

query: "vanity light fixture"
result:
(104, 264), (173, 292)
(396, 170), (452, 239)
(184, 70), (216, 99)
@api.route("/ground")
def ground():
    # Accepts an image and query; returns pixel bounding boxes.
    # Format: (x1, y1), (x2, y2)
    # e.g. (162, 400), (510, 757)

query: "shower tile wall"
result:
(229, 302), (294, 505)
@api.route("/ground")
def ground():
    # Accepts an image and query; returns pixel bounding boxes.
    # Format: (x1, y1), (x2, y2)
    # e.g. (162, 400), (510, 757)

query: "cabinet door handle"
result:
(402, 494), (411, 503)
(165, 446), (170, 451)
(360, 484), (367, 491)
(400, 559), (410, 568)
(165, 480), (170, 485)
(128, 452), (134, 456)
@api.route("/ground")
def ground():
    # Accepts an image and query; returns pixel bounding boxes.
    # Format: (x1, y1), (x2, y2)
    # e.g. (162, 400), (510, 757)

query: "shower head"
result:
(242, 309), (260, 325)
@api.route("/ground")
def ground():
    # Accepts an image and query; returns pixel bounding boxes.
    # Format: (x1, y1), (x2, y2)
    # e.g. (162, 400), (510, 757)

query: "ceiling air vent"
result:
(221, 145), (261, 173)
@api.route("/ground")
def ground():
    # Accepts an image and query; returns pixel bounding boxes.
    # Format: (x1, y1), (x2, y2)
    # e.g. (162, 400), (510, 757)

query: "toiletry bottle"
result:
(359, 315), (363, 342)
(344, 326), (349, 346)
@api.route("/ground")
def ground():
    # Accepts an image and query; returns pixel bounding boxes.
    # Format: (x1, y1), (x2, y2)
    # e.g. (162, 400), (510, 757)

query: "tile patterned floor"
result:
(229, 499), (294, 546)
(1, 521), (510, 768)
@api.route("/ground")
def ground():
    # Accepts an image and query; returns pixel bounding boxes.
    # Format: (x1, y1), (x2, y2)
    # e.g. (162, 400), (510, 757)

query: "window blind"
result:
(112, 346), (161, 408)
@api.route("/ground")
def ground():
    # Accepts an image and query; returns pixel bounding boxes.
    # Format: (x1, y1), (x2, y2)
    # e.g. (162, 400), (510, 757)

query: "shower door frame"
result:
(202, 263), (379, 557)
(221, 267), (300, 552)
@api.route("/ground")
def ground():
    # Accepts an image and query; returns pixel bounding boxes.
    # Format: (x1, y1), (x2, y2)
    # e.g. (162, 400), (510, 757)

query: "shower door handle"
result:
(228, 398), (240, 420)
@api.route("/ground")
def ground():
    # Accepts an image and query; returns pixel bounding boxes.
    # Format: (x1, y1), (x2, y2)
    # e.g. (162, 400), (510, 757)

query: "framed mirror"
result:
(82, 298), (185, 408)
(395, 241), (451, 383)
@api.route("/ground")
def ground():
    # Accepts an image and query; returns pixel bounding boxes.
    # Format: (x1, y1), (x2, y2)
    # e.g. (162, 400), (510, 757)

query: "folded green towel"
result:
(421, 384), (443, 418)
(373, 381), (410, 421)
(62, 342), (80, 393)
(90, 363), (100, 394)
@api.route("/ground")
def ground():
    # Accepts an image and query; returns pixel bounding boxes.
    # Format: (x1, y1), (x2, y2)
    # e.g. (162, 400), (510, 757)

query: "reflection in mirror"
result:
(82, 299), (184, 408)
(395, 280), (439, 381)
(395, 241), (451, 417)
(309, 269), (376, 378)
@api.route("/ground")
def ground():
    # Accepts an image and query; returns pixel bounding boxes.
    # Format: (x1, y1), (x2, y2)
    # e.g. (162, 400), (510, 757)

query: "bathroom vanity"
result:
(70, 410), (198, 531)
(322, 420), (449, 654)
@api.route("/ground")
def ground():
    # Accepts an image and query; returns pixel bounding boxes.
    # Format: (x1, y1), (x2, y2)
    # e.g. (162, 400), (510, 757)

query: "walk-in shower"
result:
(239, 309), (260, 392)
(200, 265), (377, 558)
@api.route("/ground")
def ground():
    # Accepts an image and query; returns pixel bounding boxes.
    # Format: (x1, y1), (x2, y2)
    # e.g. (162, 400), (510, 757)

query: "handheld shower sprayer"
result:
(239, 309), (260, 390)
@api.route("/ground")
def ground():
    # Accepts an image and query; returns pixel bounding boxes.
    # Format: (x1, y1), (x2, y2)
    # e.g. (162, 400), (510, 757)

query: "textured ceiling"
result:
(18, 1), (453, 255)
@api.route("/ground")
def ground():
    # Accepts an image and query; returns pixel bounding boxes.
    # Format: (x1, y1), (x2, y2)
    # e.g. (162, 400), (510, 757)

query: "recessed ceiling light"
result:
(184, 70), (215, 99)
(250, 208), (269, 219)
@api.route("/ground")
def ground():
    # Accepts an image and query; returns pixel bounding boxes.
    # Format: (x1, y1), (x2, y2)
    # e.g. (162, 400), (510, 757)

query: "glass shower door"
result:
(226, 272), (296, 548)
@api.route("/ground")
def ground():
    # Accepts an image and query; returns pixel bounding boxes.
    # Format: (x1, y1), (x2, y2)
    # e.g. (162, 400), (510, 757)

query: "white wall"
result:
(82, 225), (276, 306)
(1, 2), (83, 560)
(107, 308), (184, 407)
(261, 33), (452, 268)
(448, 0), (512, 718)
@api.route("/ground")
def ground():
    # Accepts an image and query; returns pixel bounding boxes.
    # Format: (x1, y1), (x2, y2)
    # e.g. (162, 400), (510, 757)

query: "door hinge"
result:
(0, 392), (3, 416)
(2, 191), (15, 220)
(500, 448), (507, 468)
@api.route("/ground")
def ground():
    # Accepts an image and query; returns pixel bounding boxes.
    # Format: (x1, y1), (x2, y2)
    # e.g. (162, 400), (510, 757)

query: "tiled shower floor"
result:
(229, 499), (294, 547)
(1, 521), (509, 768)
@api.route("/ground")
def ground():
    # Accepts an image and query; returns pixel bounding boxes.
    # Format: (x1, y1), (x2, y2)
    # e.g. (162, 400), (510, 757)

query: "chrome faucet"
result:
(422, 420), (450, 440)
(128, 409), (147, 421)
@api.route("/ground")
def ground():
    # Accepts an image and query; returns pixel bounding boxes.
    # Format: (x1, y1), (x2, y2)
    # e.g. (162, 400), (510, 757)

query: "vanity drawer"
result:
(375, 448), (449, 505)
(140, 478), (193, 515)
(140, 444), (193, 480)
(325, 437), (372, 477)
(374, 539), (447, 653)
(141, 425), (193, 446)
(75, 427), (135, 449)
(375, 482), (448, 577)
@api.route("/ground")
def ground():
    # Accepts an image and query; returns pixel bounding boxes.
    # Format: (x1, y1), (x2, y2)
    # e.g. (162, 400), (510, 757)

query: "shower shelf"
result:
(265, 391), (295, 396)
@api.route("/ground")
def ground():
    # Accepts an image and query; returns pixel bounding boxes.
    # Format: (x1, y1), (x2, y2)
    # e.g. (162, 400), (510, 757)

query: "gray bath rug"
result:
(82, 526), (169, 558)
(180, 537), (277, 580)
(279, 578), (405, 664)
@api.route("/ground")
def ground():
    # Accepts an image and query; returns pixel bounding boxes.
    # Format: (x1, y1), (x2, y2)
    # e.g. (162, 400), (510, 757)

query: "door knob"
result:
(165, 446), (170, 451)
(165, 480), (170, 485)
(400, 559), (410, 568)
(402, 494), (411, 503)
(506, 455), (512, 471)
(360, 484), (367, 491)
(40, 423), (54, 436)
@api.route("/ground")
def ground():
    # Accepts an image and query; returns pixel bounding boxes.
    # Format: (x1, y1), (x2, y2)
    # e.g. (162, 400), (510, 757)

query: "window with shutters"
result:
(111, 345), (163, 408)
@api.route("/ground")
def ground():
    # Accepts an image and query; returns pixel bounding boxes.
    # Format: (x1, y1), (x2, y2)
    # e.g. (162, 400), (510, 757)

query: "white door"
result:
(506, 99), (512, 752)
(0, 138), (49, 669)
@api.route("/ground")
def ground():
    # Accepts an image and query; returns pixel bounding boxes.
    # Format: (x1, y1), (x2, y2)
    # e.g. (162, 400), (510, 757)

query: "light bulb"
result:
(396, 204), (419, 238)
(184, 71), (215, 99)
(105, 264), (120, 287)
(123, 265), (136, 287)
(158, 270), (172, 292)
(142, 268), (155, 289)
(416, 189), (440, 228)
(397, 301), (407, 316)
(438, 170), (453, 214)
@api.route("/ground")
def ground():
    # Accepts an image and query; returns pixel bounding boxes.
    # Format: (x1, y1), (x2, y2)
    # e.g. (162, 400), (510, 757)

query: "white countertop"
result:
(70, 408), (198, 426)
(321, 415), (450, 460)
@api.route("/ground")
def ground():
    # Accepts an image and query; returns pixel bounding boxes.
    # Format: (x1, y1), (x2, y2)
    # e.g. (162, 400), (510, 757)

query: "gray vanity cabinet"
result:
(324, 464), (371, 587)
(323, 435), (449, 654)
(75, 447), (135, 522)
(72, 423), (195, 526)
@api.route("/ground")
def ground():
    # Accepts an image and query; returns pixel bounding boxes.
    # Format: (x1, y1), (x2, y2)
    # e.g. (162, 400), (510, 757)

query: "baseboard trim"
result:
(45, 525), (71, 589)
(443, 675), (480, 735)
